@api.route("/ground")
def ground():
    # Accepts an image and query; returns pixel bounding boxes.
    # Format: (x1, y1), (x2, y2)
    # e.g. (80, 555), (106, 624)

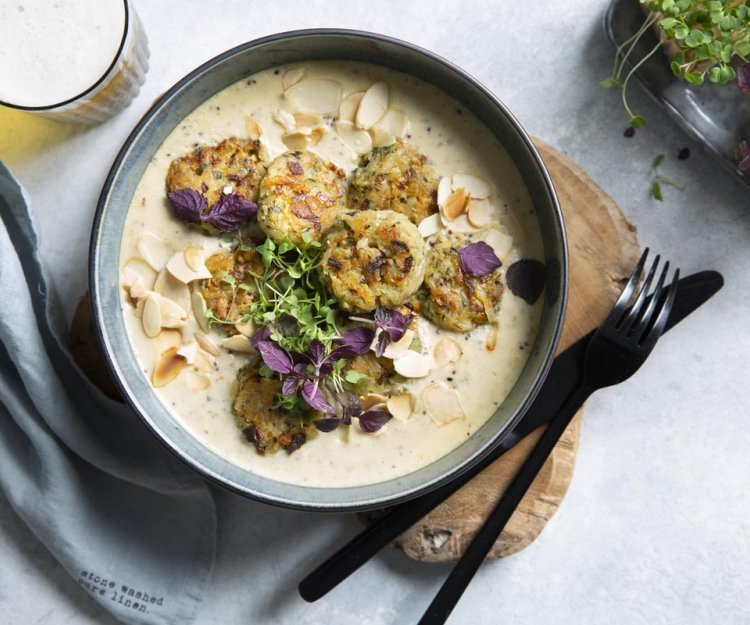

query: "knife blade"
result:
(298, 269), (724, 603)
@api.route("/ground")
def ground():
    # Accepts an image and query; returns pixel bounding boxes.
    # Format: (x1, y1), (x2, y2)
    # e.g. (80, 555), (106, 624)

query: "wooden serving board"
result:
(70, 140), (639, 562)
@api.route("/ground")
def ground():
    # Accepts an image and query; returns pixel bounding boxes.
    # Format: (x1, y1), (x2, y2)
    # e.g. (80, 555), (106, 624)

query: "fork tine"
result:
(640, 268), (680, 346)
(621, 254), (660, 333)
(606, 248), (649, 327)
(634, 260), (670, 343)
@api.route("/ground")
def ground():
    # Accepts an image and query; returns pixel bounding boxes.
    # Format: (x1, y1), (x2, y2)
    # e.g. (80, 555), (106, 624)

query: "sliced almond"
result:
(307, 126), (325, 146)
(334, 121), (372, 153)
(433, 337), (463, 368)
(154, 268), (190, 310)
(221, 334), (253, 354)
(152, 347), (186, 388)
(282, 131), (311, 151)
(393, 350), (432, 378)
(166, 250), (211, 284)
(377, 108), (409, 138)
(235, 318), (254, 337)
(444, 214), (482, 233)
(452, 174), (490, 199)
(387, 393), (414, 422)
(417, 213), (441, 238)
(125, 275), (148, 301)
(467, 198), (492, 228)
(158, 294), (187, 328)
(338, 91), (364, 123)
(244, 116), (262, 141)
(272, 108), (296, 132)
(194, 348), (219, 373)
(177, 341), (200, 364)
(383, 329), (415, 360)
(360, 393), (387, 411)
(122, 258), (157, 292)
(285, 78), (342, 114)
(368, 126), (395, 148)
(355, 81), (389, 129)
(133, 297), (145, 319)
(422, 383), (465, 426)
(137, 233), (172, 271)
(191, 290), (209, 332)
(483, 228), (513, 261)
(195, 331), (221, 357)
(281, 66), (306, 91)
(294, 112), (323, 132)
(142, 293), (162, 338)
(185, 371), (211, 392)
(442, 187), (469, 221)
(184, 244), (204, 272)
(155, 328), (182, 353)
(437, 176), (453, 209)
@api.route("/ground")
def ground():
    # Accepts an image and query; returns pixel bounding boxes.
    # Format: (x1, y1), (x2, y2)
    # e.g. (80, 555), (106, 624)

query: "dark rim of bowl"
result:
(0, 0), (130, 112)
(90, 28), (568, 512)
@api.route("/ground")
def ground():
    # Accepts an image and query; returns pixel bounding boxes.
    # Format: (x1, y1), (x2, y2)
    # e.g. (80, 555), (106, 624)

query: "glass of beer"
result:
(0, 0), (149, 124)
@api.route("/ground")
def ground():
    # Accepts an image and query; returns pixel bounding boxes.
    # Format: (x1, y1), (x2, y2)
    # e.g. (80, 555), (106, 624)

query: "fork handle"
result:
(417, 382), (592, 625)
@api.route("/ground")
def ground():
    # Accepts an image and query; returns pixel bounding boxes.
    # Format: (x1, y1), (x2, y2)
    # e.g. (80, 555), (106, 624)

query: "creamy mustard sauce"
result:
(119, 61), (544, 487)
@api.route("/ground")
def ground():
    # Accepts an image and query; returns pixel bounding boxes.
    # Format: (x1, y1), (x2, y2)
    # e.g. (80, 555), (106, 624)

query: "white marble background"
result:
(1, 0), (749, 623)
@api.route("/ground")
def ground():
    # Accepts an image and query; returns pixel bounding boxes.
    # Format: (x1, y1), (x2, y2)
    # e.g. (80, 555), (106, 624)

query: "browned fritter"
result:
(344, 353), (396, 395)
(347, 139), (439, 225)
(200, 246), (264, 333)
(421, 232), (504, 333)
(233, 366), (317, 455)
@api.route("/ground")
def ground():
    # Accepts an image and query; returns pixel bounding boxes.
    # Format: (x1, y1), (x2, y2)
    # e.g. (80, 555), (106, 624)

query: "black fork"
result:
(418, 249), (680, 625)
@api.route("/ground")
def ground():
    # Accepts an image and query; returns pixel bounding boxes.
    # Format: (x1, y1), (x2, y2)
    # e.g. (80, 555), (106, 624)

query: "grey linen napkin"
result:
(0, 162), (217, 625)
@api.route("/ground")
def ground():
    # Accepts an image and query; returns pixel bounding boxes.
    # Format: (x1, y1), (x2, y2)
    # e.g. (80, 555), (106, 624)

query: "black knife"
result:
(299, 270), (724, 602)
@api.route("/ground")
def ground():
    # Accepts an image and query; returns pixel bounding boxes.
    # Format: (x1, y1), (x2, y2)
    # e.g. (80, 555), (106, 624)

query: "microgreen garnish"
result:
(650, 153), (684, 201)
(167, 188), (257, 232)
(506, 259), (546, 305)
(456, 241), (502, 277)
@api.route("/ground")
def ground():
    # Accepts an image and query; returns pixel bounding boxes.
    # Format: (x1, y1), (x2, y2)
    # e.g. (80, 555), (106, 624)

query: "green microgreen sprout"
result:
(650, 153), (685, 200)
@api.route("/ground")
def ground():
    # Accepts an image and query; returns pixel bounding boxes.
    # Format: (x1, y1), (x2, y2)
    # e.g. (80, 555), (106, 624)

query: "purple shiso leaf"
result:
(301, 379), (333, 413)
(456, 241), (502, 276)
(330, 327), (376, 360)
(373, 307), (414, 341)
(738, 63), (750, 94)
(205, 193), (258, 232)
(358, 409), (392, 433)
(249, 325), (272, 349)
(314, 418), (341, 433)
(281, 374), (302, 396)
(257, 341), (294, 374)
(167, 189), (207, 224)
(505, 259), (546, 305)
(374, 330), (390, 358)
(308, 340), (327, 370)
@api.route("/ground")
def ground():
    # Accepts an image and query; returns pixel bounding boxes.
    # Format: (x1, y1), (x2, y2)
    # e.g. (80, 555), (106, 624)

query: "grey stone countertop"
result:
(1, 1), (748, 623)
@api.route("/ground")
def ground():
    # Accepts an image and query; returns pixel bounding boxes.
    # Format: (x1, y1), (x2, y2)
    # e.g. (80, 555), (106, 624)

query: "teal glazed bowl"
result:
(90, 29), (568, 511)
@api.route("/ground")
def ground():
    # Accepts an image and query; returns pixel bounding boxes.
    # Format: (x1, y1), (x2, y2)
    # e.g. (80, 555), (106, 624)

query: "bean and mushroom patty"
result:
(166, 137), (267, 231)
(233, 365), (317, 455)
(257, 150), (347, 246)
(321, 209), (426, 312)
(421, 232), (503, 333)
(347, 139), (439, 225)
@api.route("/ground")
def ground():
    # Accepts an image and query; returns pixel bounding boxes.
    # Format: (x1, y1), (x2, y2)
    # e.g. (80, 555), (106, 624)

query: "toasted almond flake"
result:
(368, 126), (395, 148)
(437, 176), (453, 208)
(294, 112), (322, 132)
(126, 275), (148, 301)
(285, 78), (342, 114)
(158, 294), (187, 328)
(483, 228), (514, 261)
(137, 234), (173, 271)
(221, 334), (253, 354)
(452, 174), (491, 199)
(244, 115), (262, 140)
(444, 214), (482, 233)
(154, 268), (190, 310)
(334, 121), (372, 153)
(184, 244), (204, 272)
(142, 293), (161, 338)
(355, 81), (389, 129)
(433, 337), (463, 368)
(155, 328), (182, 353)
(338, 91), (364, 123)
(383, 329), (415, 360)
(377, 108), (409, 138)
(235, 319), (254, 337)
(177, 341), (200, 364)
(272, 108), (296, 131)
(282, 131), (310, 151)
(191, 290), (209, 332)
(360, 393), (387, 411)
(166, 251), (211, 284)
(307, 126), (325, 146)
(502, 212), (526, 246)
(281, 66), (306, 91)
(418, 213), (441, 238)
(393, 350), (432, 378)
(195, 331), (221, 357)
(422, 383), (465, 426)
(185, 371), (211, 392)
(387, 393), (414, 422)
(152, 347), (186, 388)
(442, 187), (469, 221)
(194, 348), (219, 373)
(467, 198), (492, 228)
